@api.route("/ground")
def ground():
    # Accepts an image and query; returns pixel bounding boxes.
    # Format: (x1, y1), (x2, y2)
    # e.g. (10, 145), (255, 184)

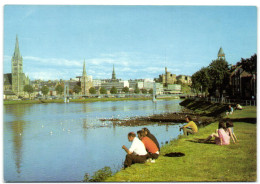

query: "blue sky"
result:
(3, 5), (257, 81)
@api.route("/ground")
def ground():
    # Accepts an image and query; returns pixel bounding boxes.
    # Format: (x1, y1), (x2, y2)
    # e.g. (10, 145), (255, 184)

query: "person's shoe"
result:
(146, 158), (152, 163)
(151, 159), (155, 163)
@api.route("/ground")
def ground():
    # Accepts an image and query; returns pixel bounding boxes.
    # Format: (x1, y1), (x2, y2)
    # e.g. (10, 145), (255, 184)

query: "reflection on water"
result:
(4, 99), (184, 182)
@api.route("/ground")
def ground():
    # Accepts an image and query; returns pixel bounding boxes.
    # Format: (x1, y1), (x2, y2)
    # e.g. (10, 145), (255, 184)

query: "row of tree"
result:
(24, 84), (154, 99)
(191, 54), (257, 98)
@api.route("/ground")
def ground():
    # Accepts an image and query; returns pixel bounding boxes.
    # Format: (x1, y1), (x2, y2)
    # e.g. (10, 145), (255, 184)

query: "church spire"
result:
(217, 47), (225, 60)
(82, 59), (87, 76)
(13, 35), (21, 58)
(112, 64), (116, 80)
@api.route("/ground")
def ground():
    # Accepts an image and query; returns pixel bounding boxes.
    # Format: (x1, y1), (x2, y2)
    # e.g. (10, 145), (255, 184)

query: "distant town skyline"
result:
(3, 5), (257, 81)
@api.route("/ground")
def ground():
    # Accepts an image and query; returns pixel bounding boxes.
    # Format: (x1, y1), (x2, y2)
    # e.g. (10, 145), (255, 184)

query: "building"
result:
(4, 35), (30, 99)
(176, 75), (192, 85)
(155, 67), (177, 87)
(230, 64), (256, 99)
(78, 60), (92, 95)
(218, 47), (225, 60)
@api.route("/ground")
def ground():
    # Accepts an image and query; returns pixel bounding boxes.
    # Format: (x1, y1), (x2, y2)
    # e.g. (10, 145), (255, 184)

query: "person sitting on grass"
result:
(235, 104), (243, 110)
(226, 105), (234, 115)
(179, 116), (198, 136)
(226, 120), (238, 143)
(142, 127), (160, 151)
(122, 132), (148, 168)
(137, 130), (159, 161)
(203, 121), (230, 145)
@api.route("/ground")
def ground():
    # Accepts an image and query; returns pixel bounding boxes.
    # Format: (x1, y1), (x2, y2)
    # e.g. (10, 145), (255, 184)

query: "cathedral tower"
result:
(12, 35), (24, 95)
(81, 60), (88, 95)
(112, 64), (116, 81)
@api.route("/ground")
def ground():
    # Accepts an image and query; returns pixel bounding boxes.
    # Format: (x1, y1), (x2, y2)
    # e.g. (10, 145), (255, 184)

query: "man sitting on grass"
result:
(122, 132), (148, 168)
(179, 116), (198, 136)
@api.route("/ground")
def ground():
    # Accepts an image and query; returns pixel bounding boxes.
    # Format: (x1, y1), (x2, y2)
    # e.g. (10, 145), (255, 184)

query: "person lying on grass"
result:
(202, 121), (230, 145)
(179, 115), (198, 136)
(226, 120), (238, 143)
(137, 130), (159, 160)
(122, 132), (148, 168)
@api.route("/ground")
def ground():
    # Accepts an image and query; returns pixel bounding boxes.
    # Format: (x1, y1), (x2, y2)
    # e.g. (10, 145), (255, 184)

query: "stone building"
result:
(4, 36), (30, 99)
(176, 75), (192, 84)
(80, 60), (92, 95)
(230, 64), (256, 99)
(100, 65), (129, 93)
(155, 67), (177, 87)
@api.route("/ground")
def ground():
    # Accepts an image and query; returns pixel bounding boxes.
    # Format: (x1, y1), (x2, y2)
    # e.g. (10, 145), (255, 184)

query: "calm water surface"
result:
(4, 99), (184, 182)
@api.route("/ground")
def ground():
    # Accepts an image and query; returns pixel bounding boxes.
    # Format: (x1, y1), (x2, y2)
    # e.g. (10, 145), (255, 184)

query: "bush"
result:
(83, 166), (112, 182)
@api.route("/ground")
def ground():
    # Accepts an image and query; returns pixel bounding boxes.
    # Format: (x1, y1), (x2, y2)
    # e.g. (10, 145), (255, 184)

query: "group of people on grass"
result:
(122, 109), (238, 168)
(226, 104), (243, 115)
(122, 128), (160, 168)
(202, 120), (238, 145)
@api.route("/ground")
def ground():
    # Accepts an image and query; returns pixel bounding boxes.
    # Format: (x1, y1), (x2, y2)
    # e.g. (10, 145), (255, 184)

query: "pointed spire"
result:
(82, 59), (87, 76)
(112, 64), (116, 80)
(217, 47), (225, 59)
(13, 35), (21, 58)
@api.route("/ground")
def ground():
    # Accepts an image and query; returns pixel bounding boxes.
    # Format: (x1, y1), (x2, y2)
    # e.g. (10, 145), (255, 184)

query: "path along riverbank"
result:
(105, 99), (256, 182)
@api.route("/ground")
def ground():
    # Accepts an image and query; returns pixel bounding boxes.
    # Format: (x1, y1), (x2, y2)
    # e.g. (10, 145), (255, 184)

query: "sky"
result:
(3, 5), (257, 81)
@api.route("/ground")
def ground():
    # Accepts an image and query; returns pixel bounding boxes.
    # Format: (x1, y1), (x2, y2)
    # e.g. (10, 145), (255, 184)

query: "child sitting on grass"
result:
(226, 120), (238, 143)
(202, 121), (230, 145)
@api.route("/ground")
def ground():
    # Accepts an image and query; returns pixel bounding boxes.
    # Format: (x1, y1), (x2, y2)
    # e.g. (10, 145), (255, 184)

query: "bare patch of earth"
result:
(100, 112), (216, 127)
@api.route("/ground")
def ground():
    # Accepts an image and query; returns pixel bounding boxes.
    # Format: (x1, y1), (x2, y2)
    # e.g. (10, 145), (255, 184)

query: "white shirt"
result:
(129, 137), (147, 156)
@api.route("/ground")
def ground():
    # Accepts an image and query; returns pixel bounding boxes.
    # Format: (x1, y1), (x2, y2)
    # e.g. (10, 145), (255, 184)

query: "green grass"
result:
(106, 106), (256, 182)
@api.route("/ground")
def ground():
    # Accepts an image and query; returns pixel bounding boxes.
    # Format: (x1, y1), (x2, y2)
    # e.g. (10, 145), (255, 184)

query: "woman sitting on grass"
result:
(203, 121), (230, 145)
(226, 121), (238, 143)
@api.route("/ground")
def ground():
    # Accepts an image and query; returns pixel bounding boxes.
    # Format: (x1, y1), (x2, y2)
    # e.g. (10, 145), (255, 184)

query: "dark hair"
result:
(128, 132), (136, 137)
(137, 130), (146, 138)
(226, 121), (234, 128)
(218, 122), (226, 129)
(142, 127), (150, 134)
(186, 115), (192, 121)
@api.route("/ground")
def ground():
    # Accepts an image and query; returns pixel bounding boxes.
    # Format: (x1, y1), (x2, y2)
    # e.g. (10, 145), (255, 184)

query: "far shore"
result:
(3, 96), (183, 105)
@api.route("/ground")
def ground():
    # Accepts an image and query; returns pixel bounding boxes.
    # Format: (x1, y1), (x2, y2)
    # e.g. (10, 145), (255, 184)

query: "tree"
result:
(73, 85), (81, 94)
(41, 85), (49, 97)
(191, 67), (211, 96)
(100, 87), (107, 94)
(122, 86), (129, 93)
(134, 85), (140, 94)
(208, 58), (230, 97)
(89, 87), (96, 94)
(141, 88), (147, 94)
(241, 54), (257, 75)
(55, 84), (64, 96)
(24, 85), (34, 99)
(149, 89), (153, 94)
(110, 86), (117, 94)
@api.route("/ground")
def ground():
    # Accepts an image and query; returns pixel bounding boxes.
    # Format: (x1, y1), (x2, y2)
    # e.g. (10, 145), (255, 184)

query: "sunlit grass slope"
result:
(106, 106), (256, 182)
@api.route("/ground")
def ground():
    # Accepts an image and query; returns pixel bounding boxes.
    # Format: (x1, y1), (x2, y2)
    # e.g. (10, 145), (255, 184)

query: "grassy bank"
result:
(105, 106), (256, 182)
(3, 97), (153, 105)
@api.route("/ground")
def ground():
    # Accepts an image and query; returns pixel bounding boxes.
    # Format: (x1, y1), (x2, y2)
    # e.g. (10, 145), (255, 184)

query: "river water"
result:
(4, 99), (184, 182)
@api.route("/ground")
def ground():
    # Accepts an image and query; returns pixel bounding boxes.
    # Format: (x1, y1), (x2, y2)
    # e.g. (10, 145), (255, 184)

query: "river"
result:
(4, 99), (185, 182)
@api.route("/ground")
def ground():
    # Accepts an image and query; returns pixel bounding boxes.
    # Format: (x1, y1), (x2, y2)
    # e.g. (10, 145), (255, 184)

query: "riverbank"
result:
(3, 97), (152, 105)
(102, 98), (228, 127)
(105, 104), (256, 181)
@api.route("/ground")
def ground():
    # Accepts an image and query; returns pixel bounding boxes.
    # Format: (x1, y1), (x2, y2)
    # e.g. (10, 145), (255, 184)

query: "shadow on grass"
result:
(164, 152), (185, 157)
(186, 138), (215, 144)
(224, 118), (256, 124)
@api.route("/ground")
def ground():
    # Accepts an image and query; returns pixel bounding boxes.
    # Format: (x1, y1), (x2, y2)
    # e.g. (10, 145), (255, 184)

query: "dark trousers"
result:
(124, 154), (147, 168)
(147, 152), (159, 159)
